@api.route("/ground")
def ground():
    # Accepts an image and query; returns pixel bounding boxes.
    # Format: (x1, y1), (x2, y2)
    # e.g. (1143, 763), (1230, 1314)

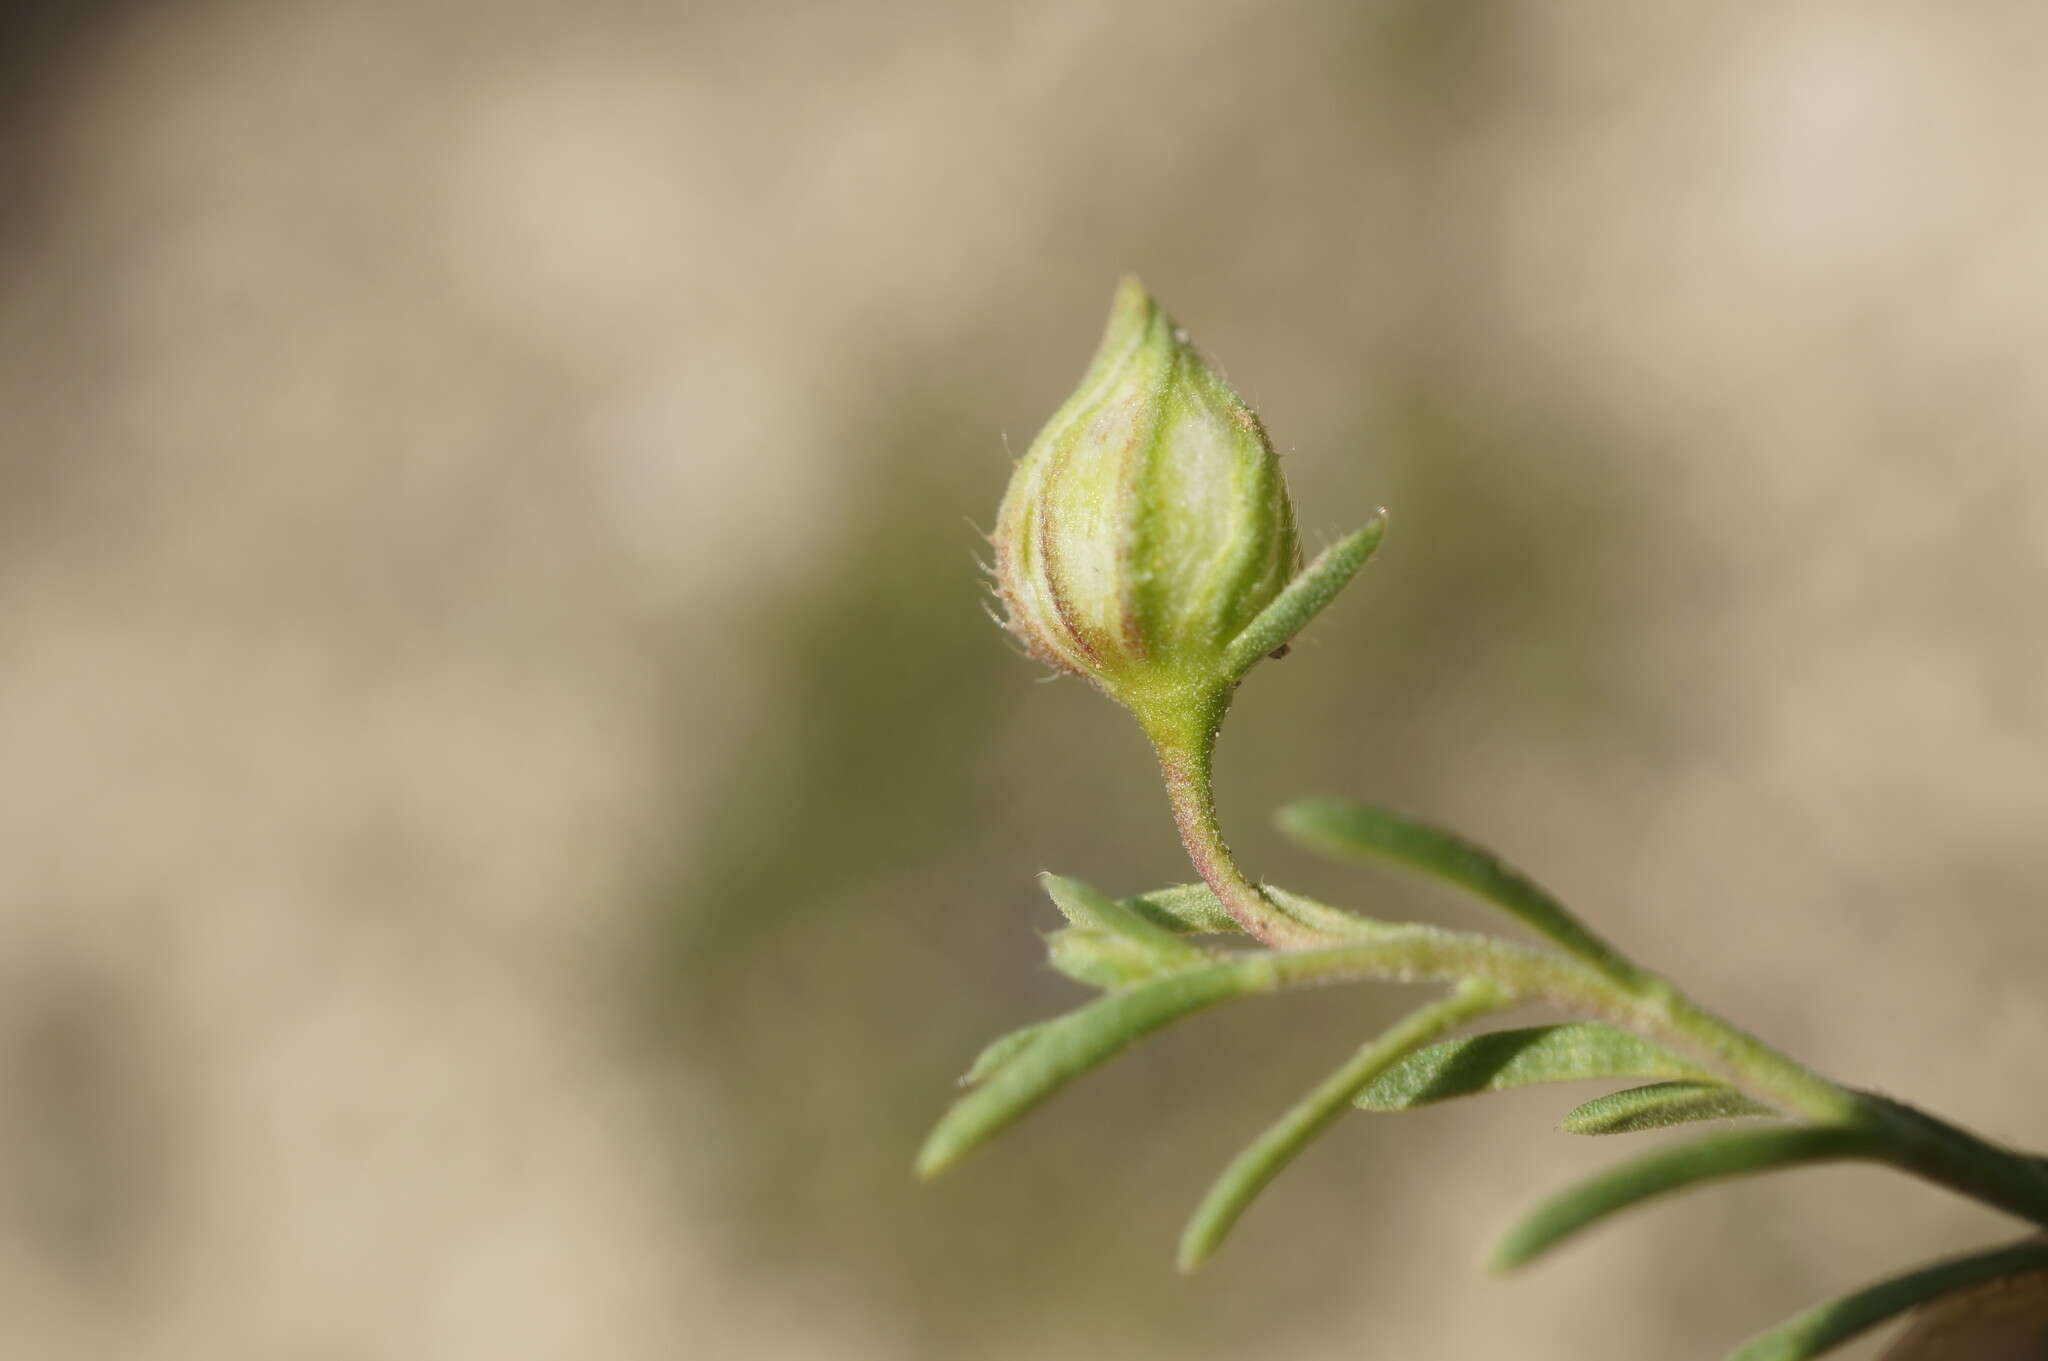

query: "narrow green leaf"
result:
(1120, 881), (1397, 940)
(1489, 1126), (1886, 1271)
(924, 923), (1634, 1185)
(1725, 1237), (2048, 1361)
(1179, 981), (1508, 1271)
(960, 1021), (1047, 1086)
(1277, 799), (1640, 980)
(1122, 883), (1241, 933)
(1265, 885), (1402, 940)
(1044, 926), (1184, 989)
(1041, 874), (1207, 963)
(1354, 1022), (1707, 1110)
(1222, 513), (1388, 676)
(916, 963), (1247, 1179)
(1561, 1082), (1775, 1136)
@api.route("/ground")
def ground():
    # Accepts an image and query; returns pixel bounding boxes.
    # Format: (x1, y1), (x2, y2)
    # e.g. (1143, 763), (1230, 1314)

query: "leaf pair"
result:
(1353, 1022), (1712, 1112)
(1041, 876), (1394, 990)
(928, 874), (1453, 1182)
(1351, 1022), (1773, 1135)
(1276, 798), (1643, 984)
(1039, 873), (1213, 990)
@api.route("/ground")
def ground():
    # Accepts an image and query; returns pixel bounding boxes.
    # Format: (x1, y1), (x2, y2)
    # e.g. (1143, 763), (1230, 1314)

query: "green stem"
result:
(1146, 702), (1326, 949)
(1622, 981), (1860, 1127)
(1605, 978), (2048, 1225)
(1856, 1095), (2048, 1228)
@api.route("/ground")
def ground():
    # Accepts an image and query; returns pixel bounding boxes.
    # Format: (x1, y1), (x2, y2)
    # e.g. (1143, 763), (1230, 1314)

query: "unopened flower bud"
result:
(991, 279), (1300, 724)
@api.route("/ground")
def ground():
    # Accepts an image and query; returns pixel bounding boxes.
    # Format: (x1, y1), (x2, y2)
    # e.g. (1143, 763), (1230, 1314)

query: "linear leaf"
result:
(1041, 874), (1208, 963)
(1489, 1126), (1886, 1271)
(1044, 926), (1186, 989)
(924, 924), (1634, 1185)
(1121, 882), (1396, 939)
(1354, 1023), (1707, 1110)
(1726, 1237), (2048, 1361)
(916, 963), (1247, 1179)
(1265, 885), (1403, 940)
(1561, 1082), (1775, 1136)
(1179, 981), (1508, 1271)
(1122, 884), (1241, 933)
(960, 1021), (1047, 1086)
(1276, 799), (1639, 980)
(1223, 513), (1387, 676)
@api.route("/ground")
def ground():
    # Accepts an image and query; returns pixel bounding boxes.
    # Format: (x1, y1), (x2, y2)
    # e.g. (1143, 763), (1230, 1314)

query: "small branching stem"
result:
(1236, 932), (2048, 1231)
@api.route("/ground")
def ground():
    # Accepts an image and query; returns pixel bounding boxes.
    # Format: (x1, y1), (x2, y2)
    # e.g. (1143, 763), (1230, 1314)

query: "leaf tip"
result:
(912, 1139), (955, 1182)
(1483, 1230), (1536, 1275)
(914, 1117), (975, 1181)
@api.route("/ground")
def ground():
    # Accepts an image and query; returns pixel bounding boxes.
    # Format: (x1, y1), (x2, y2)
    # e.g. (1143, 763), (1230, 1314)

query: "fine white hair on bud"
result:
(991, 278), (1301, 723)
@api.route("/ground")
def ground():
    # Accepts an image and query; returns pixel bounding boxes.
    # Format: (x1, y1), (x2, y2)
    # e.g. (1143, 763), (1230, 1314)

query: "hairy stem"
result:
(1146, 701), (1326, 949)
(1621, 981), (1860, 1127)
(1257, 931), (2048, 1228)
(1598, 974), (2048, 1224)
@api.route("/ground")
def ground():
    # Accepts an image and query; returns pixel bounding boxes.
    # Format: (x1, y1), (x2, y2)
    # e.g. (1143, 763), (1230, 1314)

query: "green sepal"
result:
(1178, 981), (1508, 1272)
(1277, 799), (1639, 981)
(1353, 1022), (1707, 1111)
(1725, 1236), (2048, 1361)
(1560, 1082), (1775, 1136)
(1222, 513), (1387, 677)
(1488, 1126), (1887, 1272)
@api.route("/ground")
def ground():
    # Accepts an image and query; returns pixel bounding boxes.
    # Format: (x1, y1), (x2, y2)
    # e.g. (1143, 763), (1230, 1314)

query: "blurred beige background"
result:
(4, 2), (2046, 1358)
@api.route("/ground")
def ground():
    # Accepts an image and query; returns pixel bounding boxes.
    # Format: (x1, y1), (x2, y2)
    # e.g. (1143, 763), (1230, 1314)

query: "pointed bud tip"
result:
(1087, 275), (1173, 374)
(1111, 273), (1152, 314)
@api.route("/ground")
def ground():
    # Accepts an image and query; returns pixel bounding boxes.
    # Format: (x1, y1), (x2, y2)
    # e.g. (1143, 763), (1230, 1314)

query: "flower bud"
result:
(992, 279), (1300, 722)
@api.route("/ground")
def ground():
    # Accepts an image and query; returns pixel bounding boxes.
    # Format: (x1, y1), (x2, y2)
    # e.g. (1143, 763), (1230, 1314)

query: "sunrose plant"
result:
(920, 279), (2048, 1361)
